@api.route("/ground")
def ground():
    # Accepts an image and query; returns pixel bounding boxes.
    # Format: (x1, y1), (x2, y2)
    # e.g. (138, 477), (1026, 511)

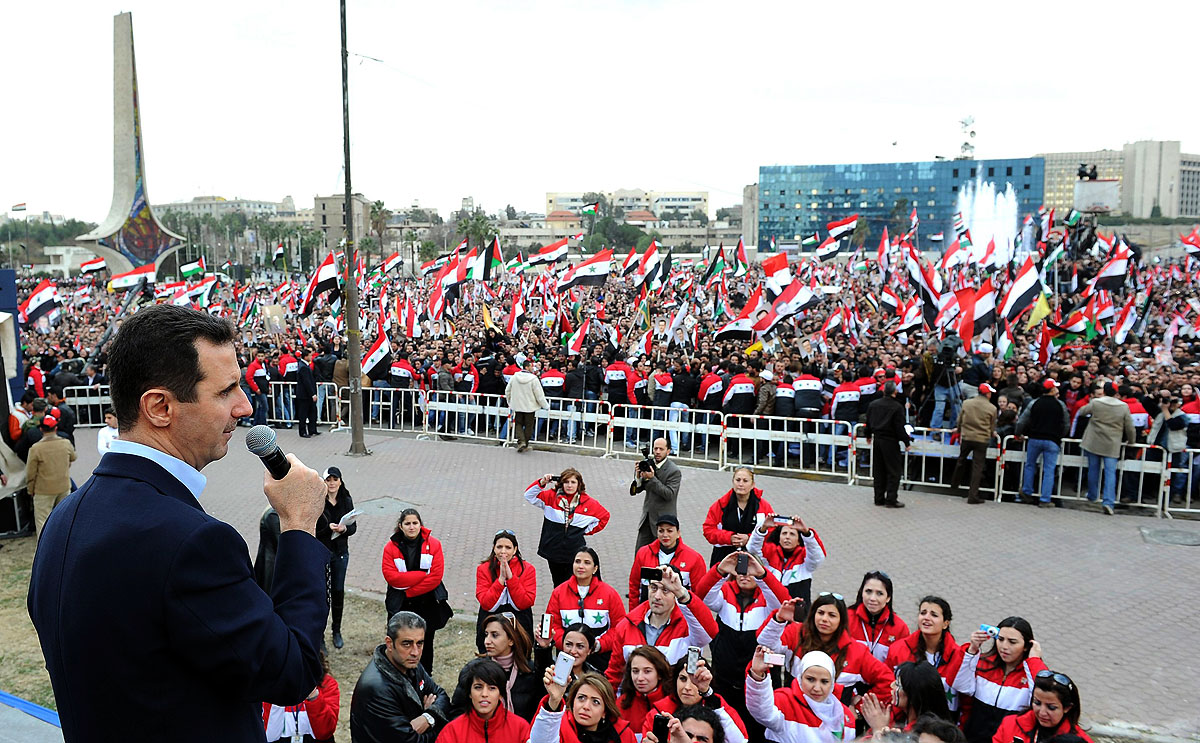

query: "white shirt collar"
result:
(108, 439), (207, 500)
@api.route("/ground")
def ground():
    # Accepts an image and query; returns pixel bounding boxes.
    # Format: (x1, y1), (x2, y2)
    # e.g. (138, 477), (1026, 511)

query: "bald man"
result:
(629, 437), (683, 549)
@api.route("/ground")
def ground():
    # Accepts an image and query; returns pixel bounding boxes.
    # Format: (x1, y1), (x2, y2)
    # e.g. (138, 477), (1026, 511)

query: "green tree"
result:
(715, 207), (739, 222)
(851, 218), (872, 248)
(689, 208), (709, 226)
(505, 204), (517, 220)
(370, 200), (392, 261)
(418, 240), (440, 261)
(888, 199), (910, 239)
(456, 212), (496, 249)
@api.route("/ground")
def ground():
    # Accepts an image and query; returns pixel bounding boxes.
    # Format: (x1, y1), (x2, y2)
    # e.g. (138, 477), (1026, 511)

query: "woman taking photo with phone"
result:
(745, 647), (857, 741)
(991, 670), (1092, 743)
(702, 467), (774, 566)
(380, 508), (446, 671)
(847, 570), (910, 663)
(544, 547), (626, 675)
(533, 622), (603, 687)
(451, 613), (542, 723)
(530, 671), (636, 743)
(524, 468), (610, 585)
(958, 617), (1046, 743)
(746, 512), (826, 603)
(475, 529), (537, 651)
(644, 656), (748, 743)
(314, 466), (356, 650)
(886, 596), (974, 714)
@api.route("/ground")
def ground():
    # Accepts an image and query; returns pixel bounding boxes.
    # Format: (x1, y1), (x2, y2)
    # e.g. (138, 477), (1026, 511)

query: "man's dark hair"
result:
(107, 305), (237, 432)
(911, 713), (966, 743)
(386, 610), (426, 639)
(884, 380), (897, 397)
(674, 704), (725, 743)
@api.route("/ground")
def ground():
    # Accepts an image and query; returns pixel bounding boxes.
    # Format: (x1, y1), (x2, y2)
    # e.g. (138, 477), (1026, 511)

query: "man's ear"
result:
(139, 387), (174, 429)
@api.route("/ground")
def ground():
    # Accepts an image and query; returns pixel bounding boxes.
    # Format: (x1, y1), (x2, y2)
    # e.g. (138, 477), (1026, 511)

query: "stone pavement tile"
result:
(68, 428), (1200, 734)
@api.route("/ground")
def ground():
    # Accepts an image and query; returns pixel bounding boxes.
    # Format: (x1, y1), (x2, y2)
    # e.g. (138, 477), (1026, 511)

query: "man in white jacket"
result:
(505, 359), (549, 451)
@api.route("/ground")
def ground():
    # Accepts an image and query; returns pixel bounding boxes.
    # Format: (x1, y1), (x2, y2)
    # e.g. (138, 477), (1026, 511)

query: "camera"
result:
(937, 332), (963, 364)
(980, 623), (1000, 638)
(636, 446), (654, 474)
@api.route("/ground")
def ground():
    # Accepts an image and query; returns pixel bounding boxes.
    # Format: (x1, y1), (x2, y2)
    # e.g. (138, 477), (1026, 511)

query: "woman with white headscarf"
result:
(745, 647), (857, 742)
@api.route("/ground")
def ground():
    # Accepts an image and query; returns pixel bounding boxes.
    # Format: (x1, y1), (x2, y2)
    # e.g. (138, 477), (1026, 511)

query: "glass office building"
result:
(757, 158), (1045, 252)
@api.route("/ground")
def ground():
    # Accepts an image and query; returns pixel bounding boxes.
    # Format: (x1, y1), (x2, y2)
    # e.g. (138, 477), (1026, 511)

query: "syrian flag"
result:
(815, 236), (841, 263)
(714, 286), (763, 341)
(400, 296), (421, 338)
(929, 232), (944, 242)
(506, 280), (526, 334)
(566, 317), (591, 355)
(18, 279), (61, 324)
(826, 215), (858, 241)
(80, 256), (106, 274)
(999, 257), (1043, 322)
(620, 249), (640, 277)
(273, 243), (285, 264)
(299, 252), (339, 317)
(896, 300), (923, 337)
(528, 238), (569, 266)
(1113, 295), (1138, 344)
(180, 256), (206, 279)
(421, 253), (451, 276)
(1181, 228), (1200, 259)
(110, 263), (157, 290)
(876, 227), (890, 276)
(380, 252), (402, 274)
(361, 330), (391, 378)
(170, 287), (193, 308)
(752, 282), (818, 335)
(910, 208), (919, 231)
(972, 277), (997, 337)
(11, 203), (26, 212)
(906, 245), (941, 328)
(1089, 242), (1130, 293)
(557, 249), (613, 292)
(155, 280), (186, 299)
(881, 285), (900, 316)
(732, 237), (749, 277)
(187, 275), (218, 302)
(761, 252), (792, 298)
(820, 306), (845, 340)
(635, 242), (662, 289)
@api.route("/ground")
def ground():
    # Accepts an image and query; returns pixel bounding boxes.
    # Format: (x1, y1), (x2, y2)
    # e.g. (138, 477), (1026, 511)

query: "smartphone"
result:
(641, 566), (663, 582)
(735, 552), (749, 576)
(764, 652), (786, 666)
(553, 650), (575, 685)
(686, 646), (701, 675)
(652, 714), (670, 742)
(772, 515), (793, 525)
(541, 613), (554, 640)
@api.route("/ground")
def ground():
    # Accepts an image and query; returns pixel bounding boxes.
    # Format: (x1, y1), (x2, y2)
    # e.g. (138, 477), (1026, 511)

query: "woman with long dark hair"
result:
(847, 570), (910, 663)
(475, 529), (537, 651)
(746, 512), (826, 603)
(533, 622), (603, 687)
(643, 656), (748, 743)
(450, 613), (542, 723)
(959, 617), (1047, 743)
(886, 596), (975, 714)
(701, 467), (774, 566)
(380, 508), (446, 671)
(524, 468), (610, 585)
(861, 660), (953, 733)
(543, 547), (625, 675)
(991, 670), (1092, 743)
(314, 467), (356, 650)
(529, 671), (635, 743)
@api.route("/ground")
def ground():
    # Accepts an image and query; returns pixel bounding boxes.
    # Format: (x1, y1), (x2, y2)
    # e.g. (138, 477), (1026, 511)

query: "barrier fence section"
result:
(316, 382), (340, 425)
(63, 385), (112, 427)
(1165, 448), (1200, 517)
(525, 398), (611, 453)
(723, 414), (854, 483)
(335, 385), (429, 434)
(423, 390), (511, 446)
(997, 437), (1165, 512)
(606, 404), (724, 468)
(900, 427), (1002, 494)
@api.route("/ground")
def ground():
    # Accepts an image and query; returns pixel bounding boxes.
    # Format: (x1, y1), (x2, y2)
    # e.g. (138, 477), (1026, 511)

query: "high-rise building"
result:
(1037, 150), (1124, 213)
(1180, 154), (1200, 218)
(757, 158), (1044, 251)
(1121, 140), (1183, 218)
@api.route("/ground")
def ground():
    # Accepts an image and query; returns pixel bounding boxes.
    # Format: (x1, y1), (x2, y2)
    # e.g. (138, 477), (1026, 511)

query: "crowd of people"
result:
(14, 224), (1200, 742)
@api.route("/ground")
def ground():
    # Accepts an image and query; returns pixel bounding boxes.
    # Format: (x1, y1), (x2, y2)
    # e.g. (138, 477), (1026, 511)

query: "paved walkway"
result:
(67, 428), (1200, 738)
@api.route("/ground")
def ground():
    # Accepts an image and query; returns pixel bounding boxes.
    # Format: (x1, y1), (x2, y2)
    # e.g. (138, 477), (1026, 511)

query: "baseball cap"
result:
(979, 383), (994, 395)
(41, 411), (59, 428)
(655, 514), (680, 528)
(1043, 379), (1060, 390)
(322, 466), (343, 480)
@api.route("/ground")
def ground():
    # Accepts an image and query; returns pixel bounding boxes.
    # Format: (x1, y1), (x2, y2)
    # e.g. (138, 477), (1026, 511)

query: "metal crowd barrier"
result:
(265, 381), (297, 427)
(1165, 448), (1200, 518)
(605, 404), (724, 468)
(997, 436), (1165, 513)
(423, 390), (512, 446)
(724, 414), (854, 483)
(62, 385), (112, 427)
(337, 385), (428, 433)
(526, 398), (611, 453)
(317, 382), (340, 425)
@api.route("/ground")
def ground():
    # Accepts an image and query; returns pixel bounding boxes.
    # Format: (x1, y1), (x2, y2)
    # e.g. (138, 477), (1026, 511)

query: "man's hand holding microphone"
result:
(247, 425), (326, 536)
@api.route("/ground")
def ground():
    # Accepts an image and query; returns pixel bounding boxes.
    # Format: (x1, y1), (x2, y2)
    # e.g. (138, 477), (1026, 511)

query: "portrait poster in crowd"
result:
(262, 304), (287, 334)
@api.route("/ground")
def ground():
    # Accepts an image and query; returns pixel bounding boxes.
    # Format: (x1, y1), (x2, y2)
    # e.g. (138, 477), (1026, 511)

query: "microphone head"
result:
(245, 425), (278, 456)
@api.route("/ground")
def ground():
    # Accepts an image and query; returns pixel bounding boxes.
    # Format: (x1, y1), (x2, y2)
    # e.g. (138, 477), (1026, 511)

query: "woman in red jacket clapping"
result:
(381, 508), (445, 671)
(475, 529), (537, 652)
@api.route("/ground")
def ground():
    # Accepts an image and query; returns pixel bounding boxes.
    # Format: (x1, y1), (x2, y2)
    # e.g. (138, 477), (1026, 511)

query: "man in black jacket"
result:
(351, 611), (450, 743)
(864, 381), (912, 508)
(295, 348), (319, 437)
(1016, 380), (1069, 506)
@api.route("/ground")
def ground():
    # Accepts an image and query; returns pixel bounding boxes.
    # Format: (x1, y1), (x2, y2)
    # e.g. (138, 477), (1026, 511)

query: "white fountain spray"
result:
(954, 178), (1021, 266)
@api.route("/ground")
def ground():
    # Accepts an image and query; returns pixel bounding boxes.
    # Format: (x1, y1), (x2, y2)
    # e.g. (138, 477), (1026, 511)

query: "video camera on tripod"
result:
(937, 331), (963, 365)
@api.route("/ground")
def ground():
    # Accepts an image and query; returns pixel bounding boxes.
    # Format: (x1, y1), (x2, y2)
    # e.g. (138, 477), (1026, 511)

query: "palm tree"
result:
(370, 200), (392, 262)
(455, 212), (496, 250)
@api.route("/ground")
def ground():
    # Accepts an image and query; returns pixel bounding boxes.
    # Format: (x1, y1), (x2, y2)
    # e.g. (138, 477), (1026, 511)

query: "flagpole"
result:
(340, 0), (368, 455)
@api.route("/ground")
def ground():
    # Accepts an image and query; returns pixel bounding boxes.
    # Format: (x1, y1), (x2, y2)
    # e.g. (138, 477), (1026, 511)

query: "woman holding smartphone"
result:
(475, 529), (537, 652)
(746, 512), (826, 604)
(702, 467), (774, 566)
(745, 647), (858, 741)
(529, 671), (636, 743)
(958, 617), (1046, 743)
(533, 622), (603, 687)
(524, 468), (610, 586)
(544, 547), (626, 675)
(643, 656), (748, 743)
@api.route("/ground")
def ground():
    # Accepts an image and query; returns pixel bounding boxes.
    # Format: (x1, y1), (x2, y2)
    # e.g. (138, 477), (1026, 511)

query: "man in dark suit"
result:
(295, 347), (319, 437)
(28, 304), (329, 743)
(629, 437), (683, 549)
(864, 380), (913, 509)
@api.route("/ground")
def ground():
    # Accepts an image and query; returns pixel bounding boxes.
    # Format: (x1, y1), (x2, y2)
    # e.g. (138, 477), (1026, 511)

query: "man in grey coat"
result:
(629, 437), (683, 549)
(1078, 381), (1136, 515)
(504, 358), (548, 452)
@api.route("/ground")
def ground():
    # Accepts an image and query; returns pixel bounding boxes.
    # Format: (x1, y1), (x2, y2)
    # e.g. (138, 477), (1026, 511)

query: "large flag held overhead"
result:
(298, 252), (339, 317)
(972, 277), (997, 337)
(380, 252), (402, 274)
(556, 249), (613, 292)
(527, 238), (569, 266)
(634, 242), (662, 289)
(999, 256), (1043, 322)
(80, 256), (106, 274)
(1181, 228), (1200, 259)
(361, 330), (391, 378)
(566, 317), (591, 355)
(620, 249), (640, 277)
(180, 256), (206, 279)
(18, 279), (61, 325)
(815, 236), (841, 263)
(1088, 241), (1130, 294)
(506, 280), (526, 334)
(110, 263), (157, 290)
(826, 214), (858, 241)
(761, 252), (792, 298)
(752, 282), (818, 335)
(714, 286), (762, 341)
(702, 246), (725, 286)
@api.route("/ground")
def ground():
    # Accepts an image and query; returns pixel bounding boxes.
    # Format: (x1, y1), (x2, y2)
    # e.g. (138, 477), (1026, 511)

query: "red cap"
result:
(979, 383), (994, 395)
(42, 411), (59, 428)
(1043, 378), (1060, 390)
(1072, 360), (1087, 369)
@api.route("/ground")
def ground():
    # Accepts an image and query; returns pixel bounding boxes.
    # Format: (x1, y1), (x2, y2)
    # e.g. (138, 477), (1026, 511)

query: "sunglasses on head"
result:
(819, 592), (845, 601)
(495, 529), (515, 537)
(1036, 669), (1074, 689)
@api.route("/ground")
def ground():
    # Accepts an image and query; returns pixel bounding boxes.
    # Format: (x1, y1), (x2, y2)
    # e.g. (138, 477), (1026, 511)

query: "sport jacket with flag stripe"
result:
(757, 617), (894, 703)
(702, 489), (774, 566)
(846, 603), (910, 663)
(380, 526), (444, 615)
(958, 653), (1048, 743)
(453, 363), (479, 393)
(747, 526), (827, 601)
(475, 558), (538, 614)
(695, 564), (789, 697)
(626, 539), (706, 609)
(698, 373), (724, 411)
(245, 359), (268, 394)
(388, 359), (420, 389)
(598, 591), (719, 687)
(991, 709), (1094, 743)
(745, 672), (858, 743)
(886, 629), (975, 711)
(831, 381), (862, 422)
(544, 576), (625, 648)
(540, 368), (566, 398)
(721, 373), (756, 414)
(604, 361), (637, 404)
(523, 482), (610, 564)
(792, 374), (824, 414)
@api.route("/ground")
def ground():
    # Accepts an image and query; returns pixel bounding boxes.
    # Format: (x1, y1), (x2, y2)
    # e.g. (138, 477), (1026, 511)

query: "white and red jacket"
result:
(792, 374), (824, 412)
(757, 618), (894, 702)
(605, 360), (638, 403)
(645, 693), (749, 743)
(453, 362), (479, 393)
(616, 684), (667, 737)
(830, 380), (861, 422)
(696, 564), (790, 637)
(722, 373), (756, 414)
(26, 365), (45, 397)
(438, 703), (530, 743)
(701, 489), (775, 549)
(245, 359), (269, 394)
(544, 577), (626, 648)
(380, 526), (444, 599)
(262, 673), (339, 742)
(599, 593), (719, 687)
(529, 700), (637, 743)
(886, 630), (974, 711)
(846, 603), (910, 663)
(475, 558), (537, 614)
(747, 525), (826, 597)
(626, 538), (706, 609)
(540, 368), (566, 397)
(278, 353), (299, 381)
(523, 482), (610, 563)
(698, 372), (724, 410)
(388, 358), (420, 389)
(958, 652), (1048, 742)
(745, 672), (857, 743)
(991, 710), (1094, 743)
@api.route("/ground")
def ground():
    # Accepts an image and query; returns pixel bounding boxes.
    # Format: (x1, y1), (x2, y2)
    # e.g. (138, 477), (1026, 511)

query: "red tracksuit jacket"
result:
(544, 577), (626, 648)
(380, 527), (443, 599)
(599, 593), (719, 687)
(845, 603), (910, 663)
(626, 539), (706, 609)
(475, 558), (537, 614)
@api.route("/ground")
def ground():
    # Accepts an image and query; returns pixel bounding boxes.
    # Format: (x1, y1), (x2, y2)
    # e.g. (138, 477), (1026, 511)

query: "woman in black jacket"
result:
(315, 466), (357, 649)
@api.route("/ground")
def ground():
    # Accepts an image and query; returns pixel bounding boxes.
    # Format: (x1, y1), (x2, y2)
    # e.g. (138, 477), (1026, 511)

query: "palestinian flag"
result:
(826, 215), (858, 241)
(702, 246), (725, 287)
(220, 260), (232, 272)
(470, 237), (503, 282)
(999, 256), (1042, 322)
(815, 236), (841, 263)
(996, 321), (1015, 360)
(187, 276), (219, 306)
(528, 237), (569, 266)
(506, 280), (525, 334)
(506, 251), (525, 273)
(580, 201), (600, 216)
(110, 263), (157, 290)
(298, 252), (339, 317)
(361, 330), (392, 378)
(80, 256), (106, 274)
(180, 256), (206, 279)
(566, 317), (591, 355)
(557, 249), (613, 292)
(801, 233), (819, 248)
(18, 279), (61, 325)
(732, 238), (749, 278)
(1064, 209), (1082, 228)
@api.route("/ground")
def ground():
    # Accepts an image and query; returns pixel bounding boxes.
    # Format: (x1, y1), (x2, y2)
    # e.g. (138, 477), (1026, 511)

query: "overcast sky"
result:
(4, 0), (1194, 222)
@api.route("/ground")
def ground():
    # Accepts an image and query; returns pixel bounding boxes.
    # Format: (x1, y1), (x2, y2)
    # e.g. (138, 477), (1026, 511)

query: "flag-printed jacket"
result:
(544, 576), (625, 647)
(846, 603), (910, 663)
(757, 617), (894, 702)
(792, 374), (824, 413)
(453, 362), (479, 393)
(702, 489), (774, 561)
(886, 630), (975, 711)
(380, 526), (444, 599)
(774, 381), (796, 418)
(831, 381), (862, 422)
(475, 558), (538, 614)
(598, 591), (718, 687)
(745, 672), (857, 743)
(277, 353), (299, 382)
(695, 564), (789, 690)
(958, 653), (1048, 743)
(1183, 399), (1200, 448)
(722, 373), (756, 414)
(626, 539), (706, 609)
(261, 672), (339, 742)
(747, 526), (827, 600)
(523, 481), (610, 563)
(854, 376), (880, 411)
(630, 369), (650, 406)
(388, 359), (420, 389)
(604, 361), (637, 404)
(540, 368), (566, 398)
(652, 372), (674, 407)
(245, 359), (268, 394)
(698, 373), (724, 411)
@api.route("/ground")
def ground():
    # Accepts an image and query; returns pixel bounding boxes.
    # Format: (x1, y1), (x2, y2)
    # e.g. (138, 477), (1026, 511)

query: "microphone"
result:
(246, 425), (291, 480)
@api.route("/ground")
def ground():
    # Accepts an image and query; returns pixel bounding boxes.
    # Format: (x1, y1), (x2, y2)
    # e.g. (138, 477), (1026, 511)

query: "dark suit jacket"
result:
(630, 457), (682, 528)
(27, 452), (330, 742)
(297, 361), (318, 398)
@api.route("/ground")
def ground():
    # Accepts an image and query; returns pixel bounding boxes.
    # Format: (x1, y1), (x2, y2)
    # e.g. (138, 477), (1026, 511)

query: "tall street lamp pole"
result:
(341, 0), (367, 455)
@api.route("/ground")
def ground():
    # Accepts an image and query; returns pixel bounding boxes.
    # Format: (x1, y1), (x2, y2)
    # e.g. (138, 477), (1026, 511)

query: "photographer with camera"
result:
(523, 468), (610, 586)
(930, 329), (964, 431)
(630, 438), (683, 550)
